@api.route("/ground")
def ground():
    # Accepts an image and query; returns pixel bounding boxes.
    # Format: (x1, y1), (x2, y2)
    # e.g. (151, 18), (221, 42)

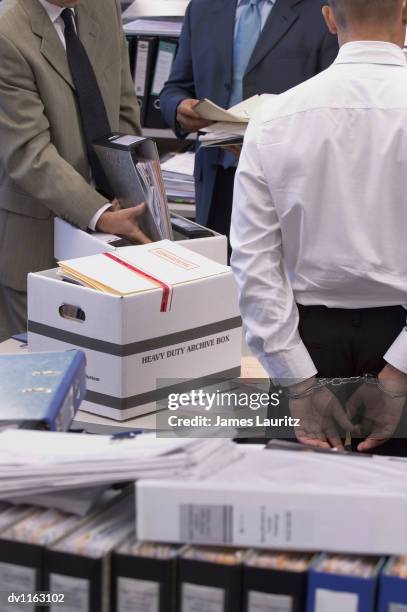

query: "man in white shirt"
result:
(0, 0), (147, 342)
(231, 0), (407, 454)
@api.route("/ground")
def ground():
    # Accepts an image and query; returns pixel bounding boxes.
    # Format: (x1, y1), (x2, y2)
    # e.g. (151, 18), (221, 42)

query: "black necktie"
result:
(61, 9), (112, 197)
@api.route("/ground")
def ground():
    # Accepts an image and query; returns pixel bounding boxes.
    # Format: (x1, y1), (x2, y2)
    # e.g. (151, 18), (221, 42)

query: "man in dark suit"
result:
(160, 0), (338, 236)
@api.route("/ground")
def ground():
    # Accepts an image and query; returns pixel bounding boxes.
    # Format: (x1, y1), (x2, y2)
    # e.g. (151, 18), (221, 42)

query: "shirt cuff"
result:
(257, 341), (318, 387)
(384, 327), (407, 374)
(88, 203), (112, 232)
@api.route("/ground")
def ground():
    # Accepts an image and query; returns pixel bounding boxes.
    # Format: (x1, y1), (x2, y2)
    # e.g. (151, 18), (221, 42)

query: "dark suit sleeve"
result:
(159, 2), (196, 137)
(317, 31), (339, 72)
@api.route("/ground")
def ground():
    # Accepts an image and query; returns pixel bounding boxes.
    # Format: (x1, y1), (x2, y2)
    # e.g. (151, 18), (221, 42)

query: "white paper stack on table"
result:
(161, 151), (196, 204)
(137, 445), (407, 555)
(0, 430), (242, 500)
(197, 95), (266, 148)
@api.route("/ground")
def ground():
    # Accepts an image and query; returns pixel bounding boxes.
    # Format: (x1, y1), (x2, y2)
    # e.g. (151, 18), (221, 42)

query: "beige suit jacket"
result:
(0, 0), (141, 291)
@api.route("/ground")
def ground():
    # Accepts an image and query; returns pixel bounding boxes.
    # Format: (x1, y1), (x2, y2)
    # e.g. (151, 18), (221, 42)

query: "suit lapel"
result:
(210, 0), (237, 100)
(245, 0), (303, 76)
(22, 0), (74, 89)
(76, 3), (101, 76)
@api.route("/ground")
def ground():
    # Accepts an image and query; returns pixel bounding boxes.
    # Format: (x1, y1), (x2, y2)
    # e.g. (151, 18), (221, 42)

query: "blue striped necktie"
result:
(222, 0), (262, 169)
(229, 0), (262, 108)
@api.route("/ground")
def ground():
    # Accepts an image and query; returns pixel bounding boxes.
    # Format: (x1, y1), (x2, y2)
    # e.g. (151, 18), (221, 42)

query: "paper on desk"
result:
(161, 151), (195, 177)
(194, 95), (262, 123)
(0, 431), (242, 499)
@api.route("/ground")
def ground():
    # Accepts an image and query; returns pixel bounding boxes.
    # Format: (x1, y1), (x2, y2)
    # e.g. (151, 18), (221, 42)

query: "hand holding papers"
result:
(196, 95), (270, 149)
(194, 95), (261, 123)
(177, 99), (214, 134)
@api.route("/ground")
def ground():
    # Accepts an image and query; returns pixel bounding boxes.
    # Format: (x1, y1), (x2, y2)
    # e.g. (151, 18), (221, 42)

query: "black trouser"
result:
(207, 166), (236, 258)
(272, 304), (407, 456)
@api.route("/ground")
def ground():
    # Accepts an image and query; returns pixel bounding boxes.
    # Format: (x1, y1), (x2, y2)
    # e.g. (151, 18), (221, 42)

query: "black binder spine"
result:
(133, 36), (159, 127)
(145, 37), (178, 129)
(0, 537), (45, 612)
(111, 546), (179, 612)
(176, 548), (243, 612)
(126, 35), (137, 79)
(242, 556), (313, 612)
(43, 550), (103, 612)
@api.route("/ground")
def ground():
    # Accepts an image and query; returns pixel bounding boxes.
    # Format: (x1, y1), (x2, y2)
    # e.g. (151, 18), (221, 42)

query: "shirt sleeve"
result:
(230, 111), (317, 385)
(384, 320), (407, 373)
(87, 203), (112, 232)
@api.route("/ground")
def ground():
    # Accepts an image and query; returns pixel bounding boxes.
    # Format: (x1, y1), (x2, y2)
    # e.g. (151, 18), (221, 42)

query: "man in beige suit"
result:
(0, 0), (145, 341)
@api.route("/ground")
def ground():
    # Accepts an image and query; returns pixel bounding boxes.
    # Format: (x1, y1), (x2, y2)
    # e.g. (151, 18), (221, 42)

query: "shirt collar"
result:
(335, 41), (406, 67)
(37, 0), (74, 24)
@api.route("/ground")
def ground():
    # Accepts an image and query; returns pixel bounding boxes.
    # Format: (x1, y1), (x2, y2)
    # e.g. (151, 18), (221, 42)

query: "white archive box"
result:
(54, 216), (228, 265)
(136, 447), (407, 555)
(27, 245), (242, 421)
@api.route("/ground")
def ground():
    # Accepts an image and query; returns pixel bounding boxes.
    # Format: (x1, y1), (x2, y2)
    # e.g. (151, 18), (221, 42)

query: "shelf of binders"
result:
(125, 18), (185, 137)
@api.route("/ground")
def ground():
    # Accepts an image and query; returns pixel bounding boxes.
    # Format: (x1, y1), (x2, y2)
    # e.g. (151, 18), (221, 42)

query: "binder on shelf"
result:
(306, 554), (385, 612)
(126, 35), (137, 78)
(378, 556), (407, 611)
(0, 350), (86, 431)
(242, 551), (315, 612)
(144, 37), (178, 129)
(0, 505), (90, 611)
(177, 546), (245, 612)
(132, 36), (158, 126)
(44, 493), (134, 612)
(111, 540), (181, 612)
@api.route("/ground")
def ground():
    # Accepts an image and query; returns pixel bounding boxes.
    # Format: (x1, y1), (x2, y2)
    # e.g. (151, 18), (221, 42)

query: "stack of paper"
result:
(57, 239), (230, 298)
(0, 430), (242, 500)
(12, 486), (109, 517)
(196, 95), (268, 148)
(161, 151), (195, 204)
(123, 0), (189, 19)
(123, 18), (184, 36)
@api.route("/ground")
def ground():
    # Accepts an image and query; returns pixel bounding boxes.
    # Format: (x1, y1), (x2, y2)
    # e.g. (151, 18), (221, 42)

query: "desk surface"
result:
(0, 338), (268, 434)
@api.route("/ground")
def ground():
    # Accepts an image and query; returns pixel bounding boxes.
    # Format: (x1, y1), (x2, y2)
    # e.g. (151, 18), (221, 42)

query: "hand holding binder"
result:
(96, 201), (152, 245)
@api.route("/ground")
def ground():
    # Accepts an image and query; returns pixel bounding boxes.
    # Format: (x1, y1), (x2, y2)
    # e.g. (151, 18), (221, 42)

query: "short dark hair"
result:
(328, 0), (402, 27)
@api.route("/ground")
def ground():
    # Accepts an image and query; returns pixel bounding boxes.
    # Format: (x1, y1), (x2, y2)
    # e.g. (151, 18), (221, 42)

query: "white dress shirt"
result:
(37, 0), (111, 230)
(231, 41), (407, 383)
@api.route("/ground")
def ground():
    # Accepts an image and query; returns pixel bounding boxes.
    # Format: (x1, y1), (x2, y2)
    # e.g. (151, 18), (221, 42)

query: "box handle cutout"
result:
(59, 304), (86, 323)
